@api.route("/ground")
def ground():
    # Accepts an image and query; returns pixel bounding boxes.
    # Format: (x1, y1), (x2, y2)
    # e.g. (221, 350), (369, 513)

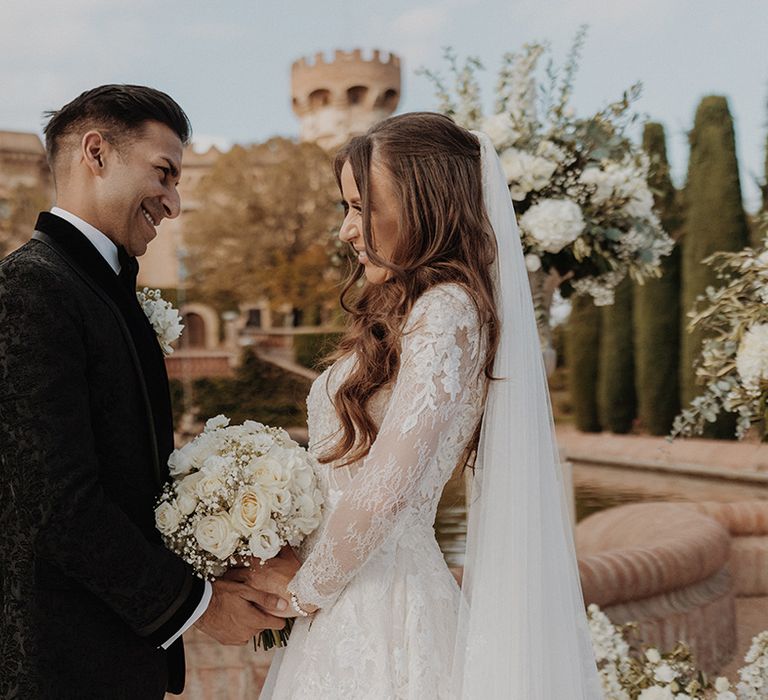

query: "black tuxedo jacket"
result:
(0, 213), (205, 699)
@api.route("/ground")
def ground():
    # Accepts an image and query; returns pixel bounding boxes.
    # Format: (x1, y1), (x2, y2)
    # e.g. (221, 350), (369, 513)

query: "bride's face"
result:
(338, 159), (399, 284)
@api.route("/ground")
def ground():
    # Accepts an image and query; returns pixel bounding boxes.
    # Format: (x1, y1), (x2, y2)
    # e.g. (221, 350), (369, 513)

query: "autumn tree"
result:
(184, 138), (344, 321)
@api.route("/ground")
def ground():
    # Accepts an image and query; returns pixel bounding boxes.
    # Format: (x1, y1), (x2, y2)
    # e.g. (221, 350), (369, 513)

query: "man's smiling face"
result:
(92, 120), (183, 256)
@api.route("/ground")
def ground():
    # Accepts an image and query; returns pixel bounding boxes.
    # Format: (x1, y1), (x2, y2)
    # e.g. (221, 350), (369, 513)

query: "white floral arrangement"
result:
(671, 222), (768, 440)
(137, 287), (184, 355)
(155, 414), (324, 648)
(587, 604), (768, 699)
(421, 28), (674, 306)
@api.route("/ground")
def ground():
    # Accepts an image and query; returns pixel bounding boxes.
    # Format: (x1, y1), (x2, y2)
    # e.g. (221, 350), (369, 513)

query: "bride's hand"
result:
(224, 546), (317, 618)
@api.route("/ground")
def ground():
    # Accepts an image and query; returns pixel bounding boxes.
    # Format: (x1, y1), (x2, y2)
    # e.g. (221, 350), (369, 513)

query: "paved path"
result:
(557, 424), (768, 478)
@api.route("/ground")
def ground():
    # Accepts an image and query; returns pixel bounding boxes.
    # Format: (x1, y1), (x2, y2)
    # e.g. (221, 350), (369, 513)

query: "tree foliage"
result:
(566, 294), (603, 432)
(184, 138), (344, 318)
(633, 122), (682, 435)
(598, 276), (636, 433)
(680, 97), (749, 436)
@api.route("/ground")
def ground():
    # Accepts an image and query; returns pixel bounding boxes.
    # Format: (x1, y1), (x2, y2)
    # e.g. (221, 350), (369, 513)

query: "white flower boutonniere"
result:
(136, 287), (184, 355)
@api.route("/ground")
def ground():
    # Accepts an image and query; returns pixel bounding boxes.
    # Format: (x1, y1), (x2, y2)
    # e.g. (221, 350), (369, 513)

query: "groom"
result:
(0, 85), (297, 699)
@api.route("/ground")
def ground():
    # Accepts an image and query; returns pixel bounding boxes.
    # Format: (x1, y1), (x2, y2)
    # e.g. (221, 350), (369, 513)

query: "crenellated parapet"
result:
(291, 48), (401, 150)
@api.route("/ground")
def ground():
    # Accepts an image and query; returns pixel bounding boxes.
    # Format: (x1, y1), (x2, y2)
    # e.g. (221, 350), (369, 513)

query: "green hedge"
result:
(633, 122), (682, 435)
(681, 96), (749, 437)
(170, 350), (312, 430)
(598, 277), (636, 433)
(294, 332), (344, 371)
(566, 294), (602, 432)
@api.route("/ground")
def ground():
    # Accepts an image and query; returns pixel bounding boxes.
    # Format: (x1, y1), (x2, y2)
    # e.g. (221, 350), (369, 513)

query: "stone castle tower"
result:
(291, 49), (401, 151)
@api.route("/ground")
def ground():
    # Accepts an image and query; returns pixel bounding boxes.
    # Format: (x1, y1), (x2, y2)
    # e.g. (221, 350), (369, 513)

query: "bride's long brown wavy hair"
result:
(320, 112), (500, 469)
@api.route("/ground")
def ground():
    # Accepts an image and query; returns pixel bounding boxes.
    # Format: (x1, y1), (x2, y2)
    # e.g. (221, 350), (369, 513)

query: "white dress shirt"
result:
(50, 207), (212, 647)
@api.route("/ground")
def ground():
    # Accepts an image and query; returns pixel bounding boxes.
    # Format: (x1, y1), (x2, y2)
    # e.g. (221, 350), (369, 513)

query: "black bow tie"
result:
(117, 247), (139, 294)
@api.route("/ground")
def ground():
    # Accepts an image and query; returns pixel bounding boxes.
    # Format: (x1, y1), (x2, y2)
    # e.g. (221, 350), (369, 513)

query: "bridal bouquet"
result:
(421, 27), (674, 306)
(672, 220), (768, 440)
(155, 414), (324, 648)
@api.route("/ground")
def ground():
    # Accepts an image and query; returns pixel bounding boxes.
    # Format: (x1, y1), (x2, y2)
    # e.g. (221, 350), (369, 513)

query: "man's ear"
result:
(81, 131), (107, 175)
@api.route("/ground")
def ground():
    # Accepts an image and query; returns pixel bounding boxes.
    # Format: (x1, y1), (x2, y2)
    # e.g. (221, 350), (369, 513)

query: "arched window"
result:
(347, 86), (368, 106)
(308, 89), (331, 108)
(375, 88), (399, 111)
(182, 312), (206, 348)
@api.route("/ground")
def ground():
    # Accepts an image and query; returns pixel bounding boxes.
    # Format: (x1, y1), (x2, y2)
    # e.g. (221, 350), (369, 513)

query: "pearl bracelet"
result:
(290, 592), (310, 617)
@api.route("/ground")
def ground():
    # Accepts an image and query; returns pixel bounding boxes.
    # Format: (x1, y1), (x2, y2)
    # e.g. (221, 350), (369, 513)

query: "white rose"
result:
(248, 522), (282, 561)
(169, 438), (210, 476)
(167, 447), (193, 477)
(195, 471), (226, 502)
(176, 472), (203, 515)
(292, 493), (322, 534)
(176, 490), (199, 516)
(204, 414), (230, 432)
(271, 489), (293, 516)
(714, 677), (731, 692)
(246, 456), (291, 490)
(194, 513), (240, 560)
(525, 254), (542, 272)
(155, 501), (182, 535)
(653, 663), (677, 684)
(519, 199), (586, 254)
(736, 324), (768, 392)
(230, 486), (272, 536)
(645, 648), (662, 664)
(291, 462), (315, 492)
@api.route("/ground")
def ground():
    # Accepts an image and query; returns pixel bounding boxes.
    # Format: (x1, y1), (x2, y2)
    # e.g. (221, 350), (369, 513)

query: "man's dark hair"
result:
(43, 84), (192, 166)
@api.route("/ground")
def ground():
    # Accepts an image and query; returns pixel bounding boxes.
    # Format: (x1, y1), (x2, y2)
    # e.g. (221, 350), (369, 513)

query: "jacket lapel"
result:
(31, 212), (173, 486)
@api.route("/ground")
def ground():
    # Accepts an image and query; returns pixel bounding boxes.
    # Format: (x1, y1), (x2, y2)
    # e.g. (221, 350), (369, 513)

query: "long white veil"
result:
(450, 131), (603, 698)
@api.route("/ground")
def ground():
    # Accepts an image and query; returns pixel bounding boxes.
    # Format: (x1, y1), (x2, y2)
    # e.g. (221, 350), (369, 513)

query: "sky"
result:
(2, 0), (767, 210)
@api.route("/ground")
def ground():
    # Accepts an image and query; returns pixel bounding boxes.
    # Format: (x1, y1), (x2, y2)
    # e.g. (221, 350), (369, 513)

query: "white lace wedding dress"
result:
(260, 283), (486, 699)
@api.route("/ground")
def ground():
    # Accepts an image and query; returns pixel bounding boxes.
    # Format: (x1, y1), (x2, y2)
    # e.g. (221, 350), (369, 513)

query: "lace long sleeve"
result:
(288, 286), (483, 610)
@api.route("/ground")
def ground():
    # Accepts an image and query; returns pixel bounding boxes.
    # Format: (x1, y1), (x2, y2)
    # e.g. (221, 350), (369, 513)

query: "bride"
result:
(252, 112), (602, 699)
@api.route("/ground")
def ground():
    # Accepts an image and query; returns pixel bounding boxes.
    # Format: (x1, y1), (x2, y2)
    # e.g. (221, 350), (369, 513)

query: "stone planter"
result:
(576, 502), (736, 673)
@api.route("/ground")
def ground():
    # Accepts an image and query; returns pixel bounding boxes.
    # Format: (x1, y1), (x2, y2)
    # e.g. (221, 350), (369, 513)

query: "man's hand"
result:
(224, 546), (315, 617)
(194, 579), (287, 645)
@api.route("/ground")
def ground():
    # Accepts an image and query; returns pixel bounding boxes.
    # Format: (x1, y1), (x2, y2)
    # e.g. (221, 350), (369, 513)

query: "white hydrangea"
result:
(579, 160), (656, 221)
(499, 148), (558, 200)
(519, 198), (586, 253)
(735, 324), (768, 393)
(481, 112), (522, 150)
(536, 139), (568, 164)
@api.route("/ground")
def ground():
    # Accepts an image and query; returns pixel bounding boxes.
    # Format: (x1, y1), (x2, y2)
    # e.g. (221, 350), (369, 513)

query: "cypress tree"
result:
(681, 96), (750, 436)
(597, 277), (636, 433)
(633, 122), (682, 435)
(566, 294), (602, 432)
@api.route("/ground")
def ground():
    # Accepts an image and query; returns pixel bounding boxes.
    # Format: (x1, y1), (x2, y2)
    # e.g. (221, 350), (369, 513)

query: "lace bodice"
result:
(287, 283), (487, 610)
